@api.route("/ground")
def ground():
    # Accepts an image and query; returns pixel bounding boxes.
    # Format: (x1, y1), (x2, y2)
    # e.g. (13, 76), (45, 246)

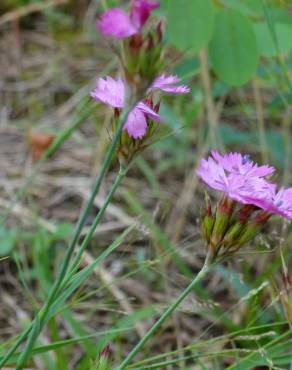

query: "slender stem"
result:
(0, 104), (134, 369)
(60, 165), (128, 288)
(16, 166), (127, 369)
(115, 254), (212, 370)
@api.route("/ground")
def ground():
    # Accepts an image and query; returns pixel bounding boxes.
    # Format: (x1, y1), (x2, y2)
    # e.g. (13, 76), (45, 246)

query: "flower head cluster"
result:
(97, 0), (163, 86)
(91, 75), (188, 139)
(196, 151), (292, 260)
(97, 0), (159, 40)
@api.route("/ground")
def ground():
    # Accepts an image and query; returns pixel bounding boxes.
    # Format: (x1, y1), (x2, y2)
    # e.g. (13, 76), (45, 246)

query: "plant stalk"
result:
(16, 165), (127, 369)
(115, 253), (212, 370)
(0, 103), (134, 369)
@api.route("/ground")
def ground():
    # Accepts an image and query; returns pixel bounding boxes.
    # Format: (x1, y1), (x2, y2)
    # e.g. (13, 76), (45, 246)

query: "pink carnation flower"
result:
(97, 0), (159, 40)
(196, 155), (276, 206)
(246, 187), (292, 219)
(91, 74), (189, 139)
(211, 150), (275, 177)
(130, 0), (160, 30)
(196, 152), (292, 219)
(149, 75), (190, 94)
(91, 76), (159, 139)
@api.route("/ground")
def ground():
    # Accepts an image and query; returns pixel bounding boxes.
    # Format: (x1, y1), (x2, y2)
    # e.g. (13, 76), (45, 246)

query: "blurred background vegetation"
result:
(0, 0), (291, 369)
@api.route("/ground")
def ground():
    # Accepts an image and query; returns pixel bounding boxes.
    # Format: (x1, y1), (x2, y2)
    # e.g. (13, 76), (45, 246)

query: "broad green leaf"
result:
(209, 10), (258, 86)
(253, 22), (292, 57)
(163, 0), (215, 51)
(221, 0), (263, 16)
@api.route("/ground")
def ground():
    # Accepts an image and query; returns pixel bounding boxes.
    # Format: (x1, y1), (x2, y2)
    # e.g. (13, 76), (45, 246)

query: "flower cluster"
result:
(196, 151), (292, 260)
(97, 0), (164, 86)
(91, 74), (188, 163)
(91, 75), (188, 139)
(97, 0), (159, 40)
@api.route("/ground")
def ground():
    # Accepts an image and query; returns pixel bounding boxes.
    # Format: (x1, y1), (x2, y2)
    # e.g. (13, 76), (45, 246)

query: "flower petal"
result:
(91, 77), (125, 108)
(150, 74), (190, 94)
(211, 150), (275, 177)
(97, 8), (138, 39)
(124, 108), (148, 139)
(137, 102), (160, 121)
(130, 0), (160, 30)
(196, 153), (277, 208)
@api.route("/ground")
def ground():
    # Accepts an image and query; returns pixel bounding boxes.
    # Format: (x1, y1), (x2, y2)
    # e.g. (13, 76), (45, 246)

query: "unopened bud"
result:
(146, 96), (153, 108)
(129, 34), (144, 53)
(147, 34), (154, 50)
(222, 222), (243, 248)
(96, 345), (111, 370)
(154, 101), (160, 113)
(210, 197), (234, 248)
(222, 205), (257, 248)
(156, 21), (163, 42)
(201, 193), (214, 244)
(236, 211), (270, 247)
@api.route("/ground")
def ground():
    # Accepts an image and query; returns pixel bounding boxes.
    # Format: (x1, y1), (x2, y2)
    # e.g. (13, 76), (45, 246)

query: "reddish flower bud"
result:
(156, 21), (163, 42)
(146, 34), (154, 50)
(129, 34), (144, 53)
(101, 345), (110, 358)
(210, 197), (234, 249)
(154, 101), (160, 113)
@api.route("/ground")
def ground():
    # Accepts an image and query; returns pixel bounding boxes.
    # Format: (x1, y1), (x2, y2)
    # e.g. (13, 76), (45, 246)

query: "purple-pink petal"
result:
(91, 77), (125, 108)
(124, 108), (148, 139)
(97, 8), (138, 39)
(211, 150), (275, 177)
(150, 74), (190, 94)
(247, 187), (292, 219)
(137, 102), (160, 121)
(130, 0), (160, 30)
(90, 76), (161, 139)
(196, 154), (277, 208)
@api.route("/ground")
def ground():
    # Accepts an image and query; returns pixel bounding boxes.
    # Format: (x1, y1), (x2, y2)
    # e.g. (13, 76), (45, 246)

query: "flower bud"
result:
(222, 205), (257, 248)
(236, 211), (270, 247)
(91, 345), (111, 370)
(210, 197), (234, 249)
(201, 193), (214, 244)
(156, 21), (163, 42)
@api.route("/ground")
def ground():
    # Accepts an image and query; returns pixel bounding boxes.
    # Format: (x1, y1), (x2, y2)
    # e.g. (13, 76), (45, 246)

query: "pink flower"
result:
(91, 77), (159, 139)
(196, 155), (276, 206)
(91, 76), (124, 108)
(97, 9), (137, 39)
(97, 0), (159, 40)
(246, 187), (292, 219)
(149, 75), (190, 94)
(211, 150), (275, 177)
(130, 0), (160, 30)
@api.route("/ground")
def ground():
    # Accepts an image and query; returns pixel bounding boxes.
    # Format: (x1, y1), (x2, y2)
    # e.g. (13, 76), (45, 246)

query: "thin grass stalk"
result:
(16, 165), (127, 369)
(115, 253), (212, 370)
(56, 165), (128, 293)
(0, 103), (135, 369)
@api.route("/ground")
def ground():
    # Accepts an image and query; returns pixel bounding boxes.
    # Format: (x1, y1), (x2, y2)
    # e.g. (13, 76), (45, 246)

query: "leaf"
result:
(209, 9), (258, 86)
(163, 0), (215, 51)
(221, 0), (263, 16)
(253, 22), (292, 57)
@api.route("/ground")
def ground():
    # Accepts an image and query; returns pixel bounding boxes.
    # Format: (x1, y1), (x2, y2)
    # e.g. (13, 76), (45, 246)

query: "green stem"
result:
(60, 165), (128, 289)
(0, 103), (134, 369)
(16, 166), (127, 369)
(115, 254), (212, 370)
